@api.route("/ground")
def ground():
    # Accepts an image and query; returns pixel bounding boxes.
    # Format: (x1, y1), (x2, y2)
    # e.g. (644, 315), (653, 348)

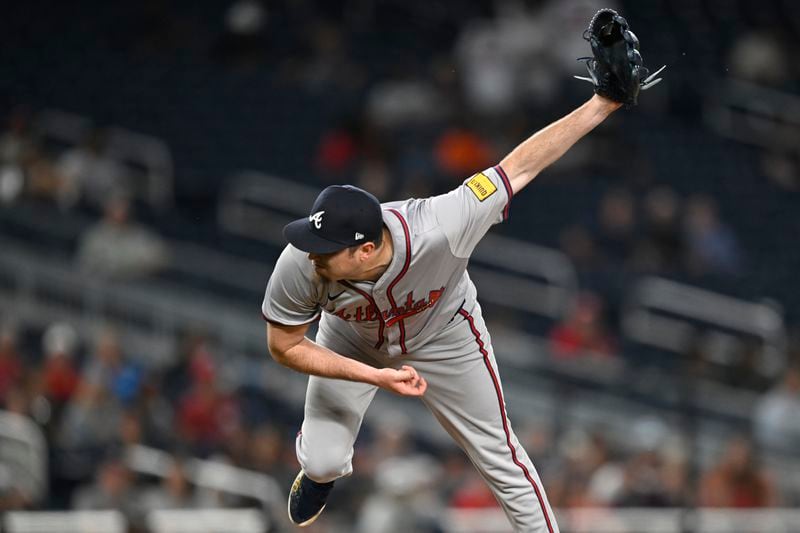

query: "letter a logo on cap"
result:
(309, 211), (325, 229)
(355, 232), (364, 241)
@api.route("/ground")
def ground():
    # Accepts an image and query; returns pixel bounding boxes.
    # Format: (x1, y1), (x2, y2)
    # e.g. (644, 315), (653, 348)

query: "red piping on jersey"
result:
(340, 281), (385, 350)
(493, 164), (513, 221)
(386, 208), (411, 354)
(458, 308), (556, 533)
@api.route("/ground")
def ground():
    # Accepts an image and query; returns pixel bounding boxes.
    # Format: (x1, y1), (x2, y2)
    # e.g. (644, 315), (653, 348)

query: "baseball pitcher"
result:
(262, 9), (662, 531)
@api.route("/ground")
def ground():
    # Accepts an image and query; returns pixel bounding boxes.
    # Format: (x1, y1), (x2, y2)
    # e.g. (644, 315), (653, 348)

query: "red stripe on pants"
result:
(458, 308), (555, 533)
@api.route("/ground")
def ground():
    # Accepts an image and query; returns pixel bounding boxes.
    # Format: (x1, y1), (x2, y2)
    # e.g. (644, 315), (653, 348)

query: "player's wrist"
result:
(591, 94), (623, 113)
(362, 366), (385, 388)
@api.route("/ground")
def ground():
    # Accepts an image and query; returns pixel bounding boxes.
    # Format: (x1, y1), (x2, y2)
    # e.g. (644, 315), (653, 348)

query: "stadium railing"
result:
(443, 507), (800, 533)
(33, 109), (174, 209)
(705, 79), (800, 155)
(125, 444), (282, 516)
(5, 507), (800, 533)
(3, 510), (126, 533)
(623, 276), (787, 380)
(3, 509), (267, 533)
(146, 509), (267, 533)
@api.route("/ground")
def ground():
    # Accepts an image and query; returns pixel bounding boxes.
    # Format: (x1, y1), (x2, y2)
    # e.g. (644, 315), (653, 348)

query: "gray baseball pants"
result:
(295, 306), (559, 533)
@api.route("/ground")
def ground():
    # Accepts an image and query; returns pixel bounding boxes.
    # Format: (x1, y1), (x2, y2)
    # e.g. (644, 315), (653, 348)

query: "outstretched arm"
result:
(500, 94), (621, 195)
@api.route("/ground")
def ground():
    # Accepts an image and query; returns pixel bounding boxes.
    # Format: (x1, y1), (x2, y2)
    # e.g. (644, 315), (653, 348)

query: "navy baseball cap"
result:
(283, 185), (383, 254)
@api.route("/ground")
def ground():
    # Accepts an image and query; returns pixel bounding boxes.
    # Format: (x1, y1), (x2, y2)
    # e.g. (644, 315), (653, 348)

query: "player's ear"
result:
(360, 242), (377, 258)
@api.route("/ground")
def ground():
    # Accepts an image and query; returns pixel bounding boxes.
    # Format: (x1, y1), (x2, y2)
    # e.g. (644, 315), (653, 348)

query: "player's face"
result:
(308, 249), (360, 281)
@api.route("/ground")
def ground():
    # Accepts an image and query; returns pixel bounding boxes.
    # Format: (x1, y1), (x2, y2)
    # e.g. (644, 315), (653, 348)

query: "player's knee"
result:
(301, 446), (353, 483)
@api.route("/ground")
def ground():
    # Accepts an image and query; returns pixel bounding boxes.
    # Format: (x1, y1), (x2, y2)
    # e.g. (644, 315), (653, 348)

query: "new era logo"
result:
(355, 232), (364, 241)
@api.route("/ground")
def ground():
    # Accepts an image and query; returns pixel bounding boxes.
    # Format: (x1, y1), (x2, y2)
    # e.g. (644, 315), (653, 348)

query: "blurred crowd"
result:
(0, 320), (296, 528)
(1, 316), (799, 532)
(0, 108), (171, 282)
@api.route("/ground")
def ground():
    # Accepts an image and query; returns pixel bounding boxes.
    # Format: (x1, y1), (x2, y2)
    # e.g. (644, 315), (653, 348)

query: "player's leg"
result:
(296, 374), (378, 482)
(415, 308), (559, 533)
(289, 328), (379, 526)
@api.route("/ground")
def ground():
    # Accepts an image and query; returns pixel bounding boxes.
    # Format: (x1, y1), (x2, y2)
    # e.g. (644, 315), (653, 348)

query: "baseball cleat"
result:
(287, 470), (334, 527)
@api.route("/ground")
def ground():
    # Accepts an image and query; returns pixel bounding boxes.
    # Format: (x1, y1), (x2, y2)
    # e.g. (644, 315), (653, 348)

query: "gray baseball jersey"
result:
(262, 165), (559, 532)
(262, 165), (512, 356)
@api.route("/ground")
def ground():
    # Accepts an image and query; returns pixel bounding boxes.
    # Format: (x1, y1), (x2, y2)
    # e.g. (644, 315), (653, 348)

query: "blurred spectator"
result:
(761, 151), (799, 191)
(348, 411), (443, 533)
(76, 195), (170, 280)
(0, 480), (31, 512)
(56, 129), (129, 208)
(683, 195), (743, 276)
(72, 458), (140, 519)
(212, 0), (267, 67)
(437, 448), (472, 504)
(57, 331), (138, 453)
(449, 468), (500, 509)
(0, 110), (34, 204)
(3, 385), (32, 417)
(454, 16), (518, 115)
(434, 125), (495, 179)
(597, 419), (687, 508)
(135, 379), (175, 449)
(315, 119), (361, 182)
(682, 333), (772, 390)
(455, 0), (612, 115)
(549, 293), (615, 357)
(118, 409), (145, 447)
(0, 109), (34, 165)
(81, 328), (143, 406)
(366, 72), (450, 131)
(454, 2), (556, 115)
(21, 147), (73, 207)
(559, 224), (605, 272)
(138, 459), (200, 512)
(519, 424), (561, 491)
(355, 155), (392, 201)
(161, 330), (211, 403)
(0, 324), (24, 405)
(728, 31), (790, 88)
(33, 322), (80, 422)
(548, 428), (610, 508)
(0, 160), (25, 204)
(537, 0), (615, 72)
(754, 366), (800, 452)
(177, 354), (240, 454)
(614, 450), (680, 507)
(698, 437), (778, 507)
(58, 380), (125, 451)
(723, 340), (772, 391)
(631, 186), (685, 273)
(283, 20), (365, 93)
(247, 424), (293, 486)
(356, 455), (443, 533)
(595, 188), (637, 262)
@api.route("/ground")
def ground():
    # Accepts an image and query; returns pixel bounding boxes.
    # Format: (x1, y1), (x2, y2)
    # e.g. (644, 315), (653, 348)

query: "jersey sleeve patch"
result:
(466, 172), (497, 202)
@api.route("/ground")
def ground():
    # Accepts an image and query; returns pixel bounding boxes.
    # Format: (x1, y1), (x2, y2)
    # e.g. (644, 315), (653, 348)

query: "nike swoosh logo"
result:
(328, 291), (346, 301)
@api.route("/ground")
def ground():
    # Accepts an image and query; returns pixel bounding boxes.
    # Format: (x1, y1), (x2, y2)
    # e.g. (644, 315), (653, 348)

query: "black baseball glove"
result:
(575, 8), (665, 106)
